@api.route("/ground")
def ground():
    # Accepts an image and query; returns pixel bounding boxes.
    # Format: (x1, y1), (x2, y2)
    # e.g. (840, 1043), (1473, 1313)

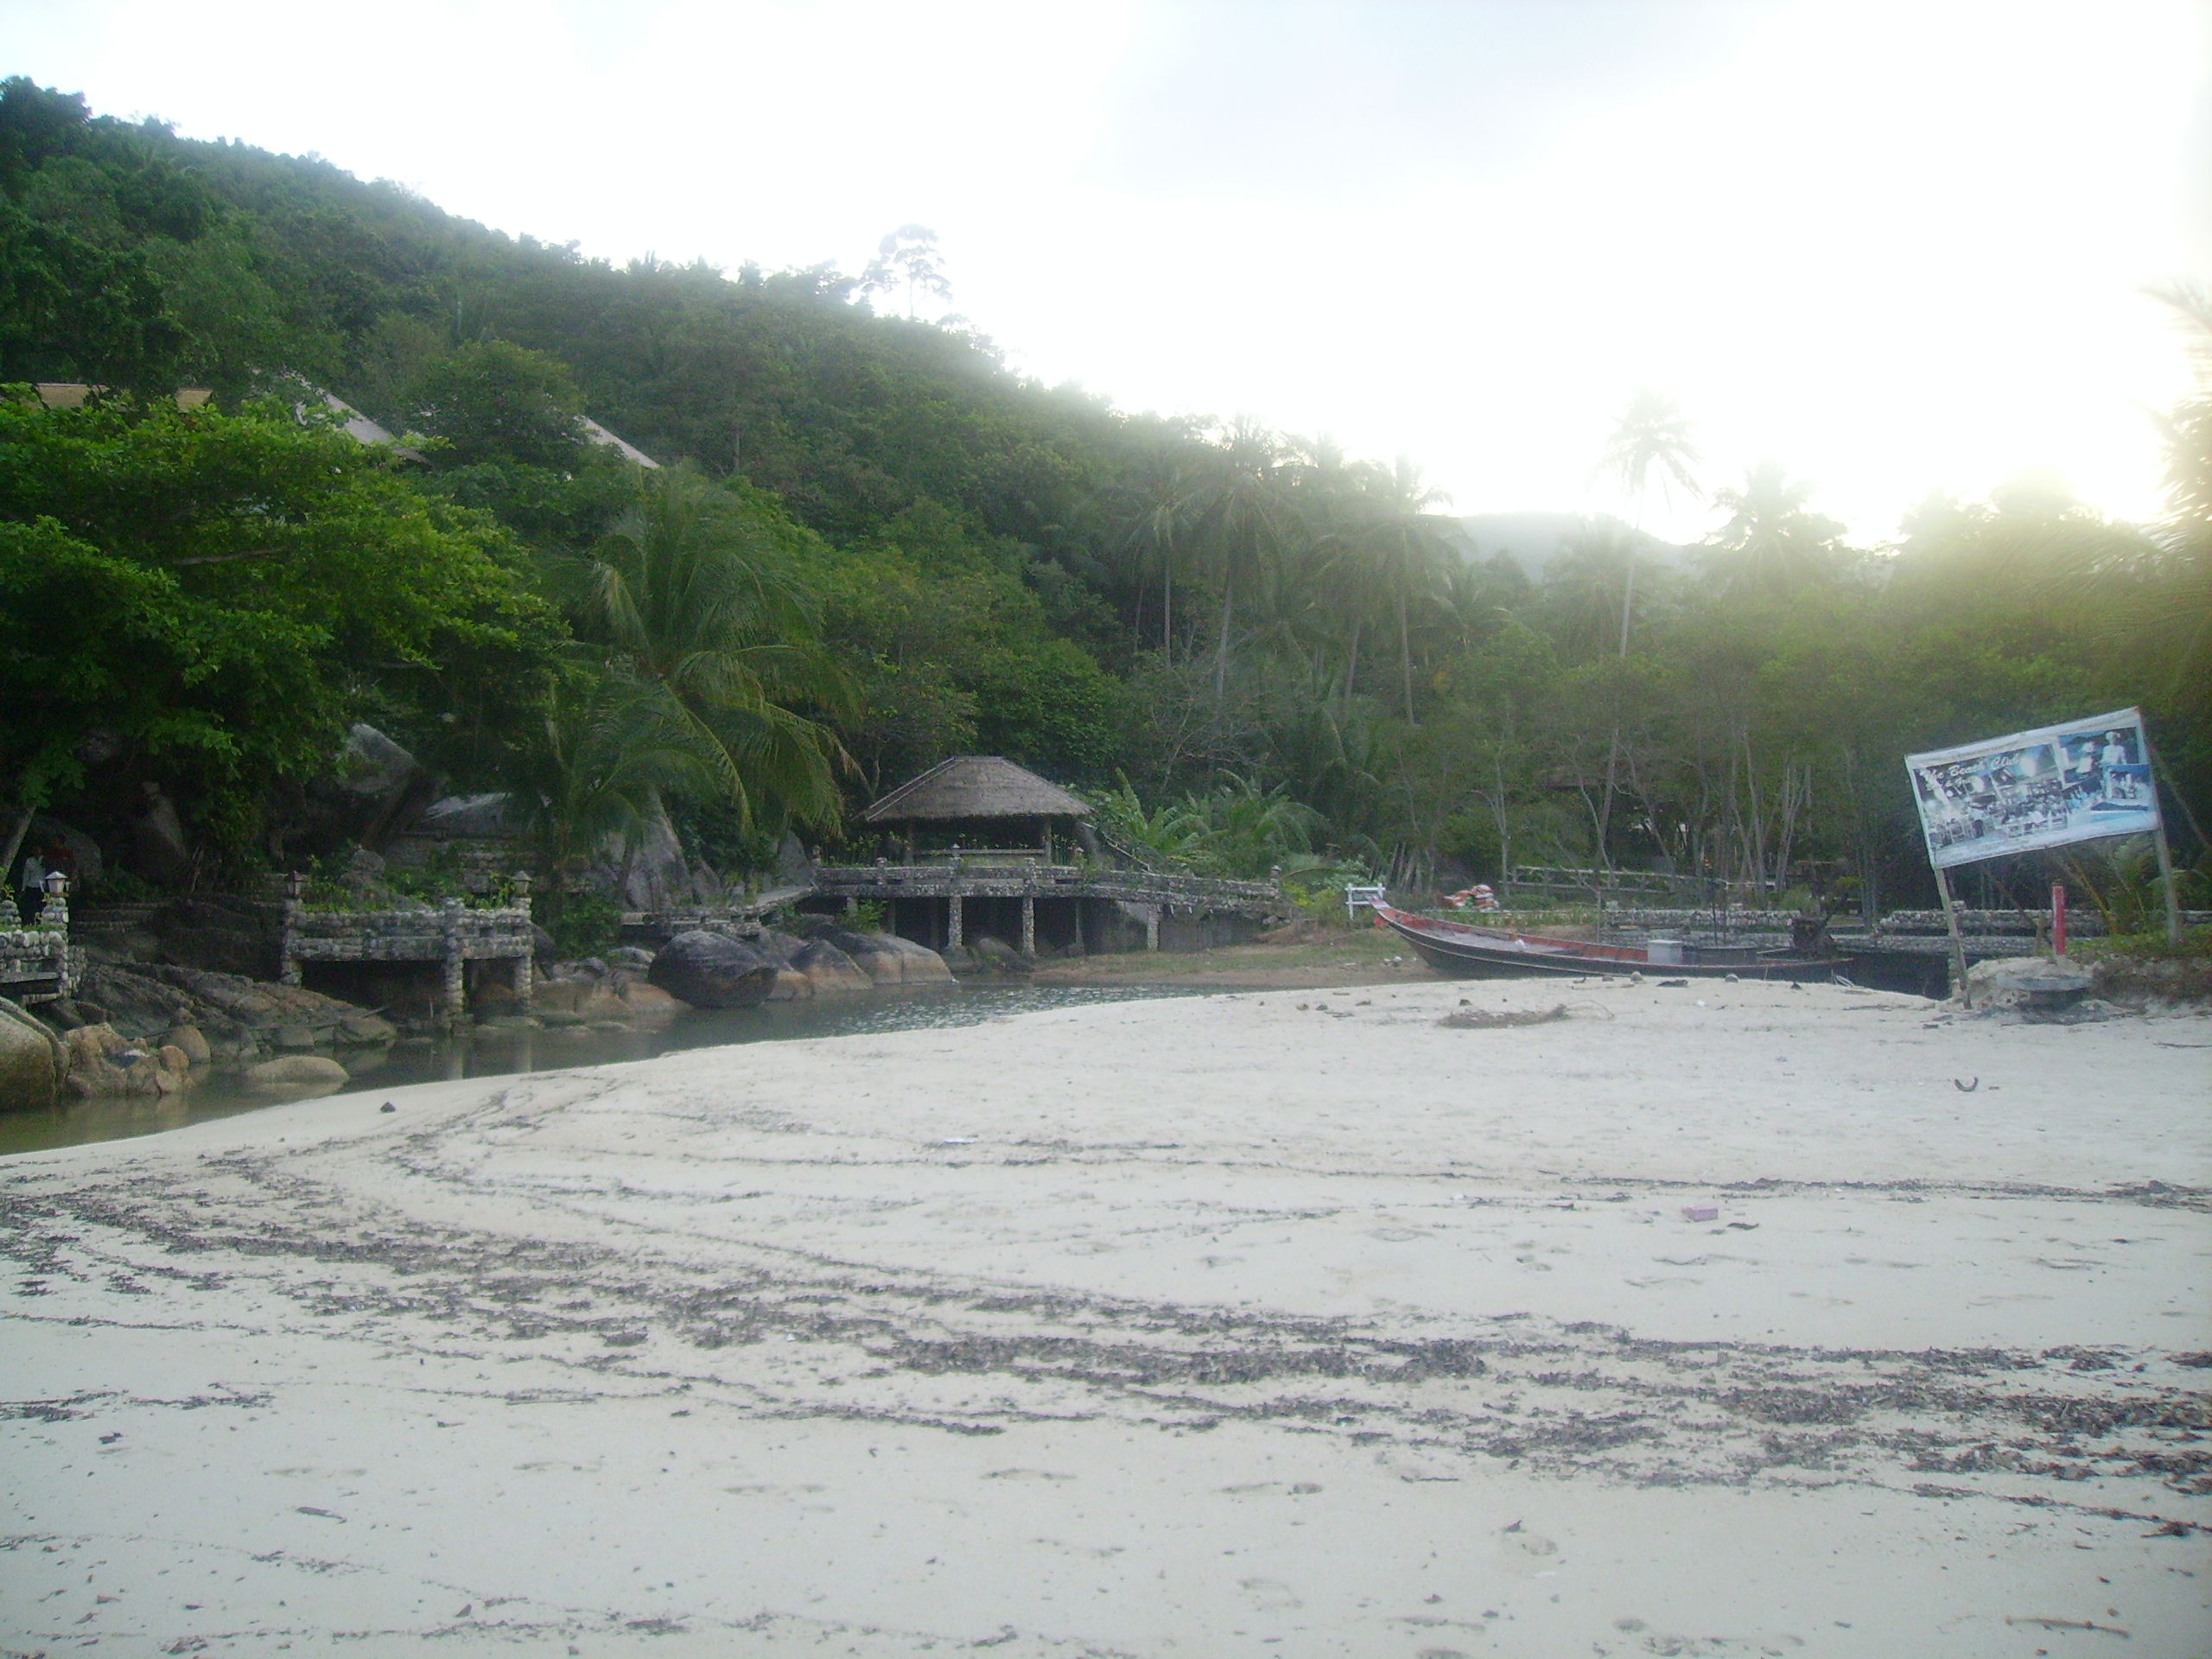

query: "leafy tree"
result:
(406, 340), (588, 469)
(0, 391), (555, 867)
(861, 225), (952, 321)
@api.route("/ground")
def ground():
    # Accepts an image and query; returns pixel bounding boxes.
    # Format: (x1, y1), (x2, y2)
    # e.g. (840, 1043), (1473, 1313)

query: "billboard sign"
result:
(1905, 708), (2160, 871)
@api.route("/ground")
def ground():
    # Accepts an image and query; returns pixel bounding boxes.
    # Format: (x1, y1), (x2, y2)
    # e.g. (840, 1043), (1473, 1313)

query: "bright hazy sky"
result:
(8, 0), (2207, 542)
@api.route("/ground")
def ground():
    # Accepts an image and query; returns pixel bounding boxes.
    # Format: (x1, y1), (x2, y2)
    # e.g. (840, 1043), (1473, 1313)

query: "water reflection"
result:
(0, 983), (1211, 1158)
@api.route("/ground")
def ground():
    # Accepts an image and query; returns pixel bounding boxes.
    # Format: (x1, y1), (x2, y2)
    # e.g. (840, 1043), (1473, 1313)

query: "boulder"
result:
(0, 996), (67, 1111)
(326, 722), (435, 849)
(416, 792), (515, 838)
(749, 930), (805, 967)
(607, 945), (655, 972)
(243, 1054), (349, 1091)
(864, 931), (956, 984)
(613, 977), (683, 1017)
(337, 1011), (398, 1046)
(968, 936), (1031, 975)
(645, 930), (778, 1008)
(766, 966), (813, 1001)
(791, 938), (874, 995)
(163, 1024), (212, 1066)
(60, 1022), (191, 1098)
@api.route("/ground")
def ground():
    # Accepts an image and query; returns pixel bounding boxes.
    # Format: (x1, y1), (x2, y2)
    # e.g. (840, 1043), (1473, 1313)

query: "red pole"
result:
(2051, 880), (2068, 959)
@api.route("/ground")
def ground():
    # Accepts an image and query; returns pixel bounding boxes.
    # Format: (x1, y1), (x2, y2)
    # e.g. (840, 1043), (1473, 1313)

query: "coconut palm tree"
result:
(559, 469), (852, 836)
(501, 661), (727, 932)
(1345, 456), (1455, 722)
(1703, 461), (1848, 596)
(1181, 419), (1288, 707)
(1596, 391), (1700, 654)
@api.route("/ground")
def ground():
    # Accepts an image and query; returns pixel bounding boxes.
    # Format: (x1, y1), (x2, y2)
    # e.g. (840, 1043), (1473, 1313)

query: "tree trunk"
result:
(1214, 565), (1234, 707)
(1397, 590), (1416, 724)
(1160, 547), (1173, 658)
(0, 804), (34, 899)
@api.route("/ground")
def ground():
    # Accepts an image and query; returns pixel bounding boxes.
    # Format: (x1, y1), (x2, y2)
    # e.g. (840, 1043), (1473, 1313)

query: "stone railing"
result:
(813, 861), (1280, 912)
(278, 873), (535, 1026)
(0, 873), (74, 1002)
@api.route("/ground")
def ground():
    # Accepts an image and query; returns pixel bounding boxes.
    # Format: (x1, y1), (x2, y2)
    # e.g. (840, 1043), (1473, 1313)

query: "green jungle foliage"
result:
(2, 75), (2206, 915)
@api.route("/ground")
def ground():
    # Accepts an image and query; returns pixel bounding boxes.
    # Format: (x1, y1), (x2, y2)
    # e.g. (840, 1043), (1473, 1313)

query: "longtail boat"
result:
(1371, 903), (1849, 983)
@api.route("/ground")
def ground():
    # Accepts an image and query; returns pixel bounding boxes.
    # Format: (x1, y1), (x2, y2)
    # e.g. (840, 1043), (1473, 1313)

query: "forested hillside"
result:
(3, 77), (2205, 920)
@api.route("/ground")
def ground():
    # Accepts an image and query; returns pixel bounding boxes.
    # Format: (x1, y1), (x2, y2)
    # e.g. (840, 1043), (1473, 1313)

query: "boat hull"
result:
(1372, 906), (1847, 984)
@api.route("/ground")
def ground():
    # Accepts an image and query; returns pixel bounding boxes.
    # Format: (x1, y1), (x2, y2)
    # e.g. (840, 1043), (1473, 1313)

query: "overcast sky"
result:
(8, 0), (2207, 541)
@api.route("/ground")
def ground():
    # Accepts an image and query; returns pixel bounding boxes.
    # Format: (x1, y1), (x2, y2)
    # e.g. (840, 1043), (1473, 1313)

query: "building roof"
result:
(34, 381), (660, 468)
(859, 756), (1092, 824)
(581, 416), (661, 468)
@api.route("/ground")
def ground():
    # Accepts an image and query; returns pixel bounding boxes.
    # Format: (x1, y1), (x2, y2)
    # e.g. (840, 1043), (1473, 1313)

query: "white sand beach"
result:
(3, 978), (2209, 1657)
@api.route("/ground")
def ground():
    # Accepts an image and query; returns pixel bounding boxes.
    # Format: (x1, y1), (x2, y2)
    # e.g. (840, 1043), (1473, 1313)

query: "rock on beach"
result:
(645, 929), (779, 1008)
(0, 995), (67, 1110)
(242, 1053), (348, 1090)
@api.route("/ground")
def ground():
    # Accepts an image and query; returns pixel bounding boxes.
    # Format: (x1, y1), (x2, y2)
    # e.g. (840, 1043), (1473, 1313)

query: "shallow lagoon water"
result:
(0, 982), (1214, 1157)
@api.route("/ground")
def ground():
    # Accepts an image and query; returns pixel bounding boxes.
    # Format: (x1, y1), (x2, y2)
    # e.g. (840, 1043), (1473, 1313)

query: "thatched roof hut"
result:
(859, 757), (1090, 855)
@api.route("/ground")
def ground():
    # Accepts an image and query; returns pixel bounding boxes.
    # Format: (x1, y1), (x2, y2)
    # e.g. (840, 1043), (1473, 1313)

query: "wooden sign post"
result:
(1934, 866), (1972, 1007)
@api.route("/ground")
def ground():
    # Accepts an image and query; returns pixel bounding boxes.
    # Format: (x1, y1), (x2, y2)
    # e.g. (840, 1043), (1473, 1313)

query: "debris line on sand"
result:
(1440, 1003), (1570, 1029)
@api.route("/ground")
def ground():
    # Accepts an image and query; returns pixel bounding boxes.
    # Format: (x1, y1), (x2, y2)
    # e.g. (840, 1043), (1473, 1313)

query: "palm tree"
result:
(1591, 391), (1699, 874)
(1181, 419), (1287, 707)
(1596, 391), (1700, 654)
(1346, 456), (1455, 722)
(2142, 283), (2212, 696)
(559, 469), (852, 836)
(1544, 520), (1642, 660)
(1703, 461), (1847, 596)
(501, 662), (726, 932)
(1103, 435), (1201, 657)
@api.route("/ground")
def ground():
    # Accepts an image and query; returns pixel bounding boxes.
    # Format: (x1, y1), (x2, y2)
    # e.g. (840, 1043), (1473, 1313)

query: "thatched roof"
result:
(859, 756), (1091, 824)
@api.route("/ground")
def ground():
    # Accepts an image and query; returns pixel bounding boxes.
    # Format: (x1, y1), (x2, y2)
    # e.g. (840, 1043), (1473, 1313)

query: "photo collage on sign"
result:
(1904, 709), (2161, 870)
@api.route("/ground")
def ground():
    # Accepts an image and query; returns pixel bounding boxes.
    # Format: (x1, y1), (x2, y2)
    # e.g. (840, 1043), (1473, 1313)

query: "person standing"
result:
(16, 854), (44, 923)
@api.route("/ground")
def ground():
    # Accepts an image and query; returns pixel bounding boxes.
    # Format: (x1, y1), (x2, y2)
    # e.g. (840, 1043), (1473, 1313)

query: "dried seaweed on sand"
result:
(1439, 1003), (1568, 1028)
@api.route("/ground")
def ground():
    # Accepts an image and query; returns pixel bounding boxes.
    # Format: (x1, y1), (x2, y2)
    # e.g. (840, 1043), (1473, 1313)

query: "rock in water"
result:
(0, 996), (67, 1110)
(797, 923), (954, 986)
(791, 938), (874, 995)
(244, 1055), (349, 1091)
(868, 932), (955, 984)
(765, 966), (813, 1001)
(646, 930), (778, 1008)
(163, 1024), (213, 1066)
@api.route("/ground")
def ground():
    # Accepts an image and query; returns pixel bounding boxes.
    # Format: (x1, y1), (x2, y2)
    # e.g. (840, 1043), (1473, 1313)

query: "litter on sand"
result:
(1681, 1205), (1720, 1223)
(1439, 1004), (1569, 1029)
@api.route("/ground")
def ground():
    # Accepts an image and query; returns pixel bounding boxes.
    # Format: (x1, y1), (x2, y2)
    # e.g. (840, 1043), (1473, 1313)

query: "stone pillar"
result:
(1020, 894), (1035, 956)
(441, 898), (467, 1027)
(512, 947), (533, 1011)
(1145, 907), (1160, 952)
(947, 893), (963, 950)
(278, 872), (304, 987)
